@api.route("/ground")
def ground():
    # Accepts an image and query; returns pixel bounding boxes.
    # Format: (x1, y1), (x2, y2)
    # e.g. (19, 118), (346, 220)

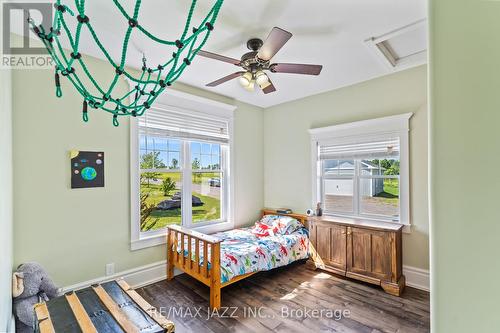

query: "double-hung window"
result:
(310, 113), (412, 225)
(131, 99), (234, 250)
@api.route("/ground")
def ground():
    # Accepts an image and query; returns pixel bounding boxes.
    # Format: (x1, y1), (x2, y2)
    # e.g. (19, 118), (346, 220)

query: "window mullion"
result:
(354, 160), (360, 216)
(182, 140), (192, 228)
(319, 160), (324, 210)
(220, 146), (226, 222)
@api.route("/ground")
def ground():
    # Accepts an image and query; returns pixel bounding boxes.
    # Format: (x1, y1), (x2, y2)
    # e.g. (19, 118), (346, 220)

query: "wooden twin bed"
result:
(166, 209), (308, 309)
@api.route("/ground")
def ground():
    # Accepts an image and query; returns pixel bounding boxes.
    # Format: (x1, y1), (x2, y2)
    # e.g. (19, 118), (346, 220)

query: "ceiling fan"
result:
(197, 27), (323, 94)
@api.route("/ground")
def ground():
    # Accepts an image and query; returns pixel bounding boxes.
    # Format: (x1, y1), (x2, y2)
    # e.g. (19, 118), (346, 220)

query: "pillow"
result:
(253, 215), (304, 236)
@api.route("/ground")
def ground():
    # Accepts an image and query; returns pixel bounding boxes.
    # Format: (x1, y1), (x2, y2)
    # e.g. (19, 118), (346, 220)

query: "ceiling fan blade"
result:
(197, 50), (241, 65)
(261, 79), (277, 94)
(271, 63), (323, 75)
(257, 27), (292, 61)
(206, 71), (245, 87)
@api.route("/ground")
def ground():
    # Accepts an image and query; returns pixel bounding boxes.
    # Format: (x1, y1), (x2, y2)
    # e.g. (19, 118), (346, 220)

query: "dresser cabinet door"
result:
(346, 227), (392, 281)
(310, 222), (347, 274)
(328, 224), (347, 272)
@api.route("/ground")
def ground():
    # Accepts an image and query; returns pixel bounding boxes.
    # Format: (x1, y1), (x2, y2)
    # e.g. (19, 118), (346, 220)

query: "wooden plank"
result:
(177, 232), (182, 265)
(166, 230), (174, 280)
(34, 303), (55, 333)
(172, 231), (178, 265)
(221, 271), (256, 288)
(195, 238), (200, 275)
(116, 280), (175, 333)
(202, 242), (208, 278)
(181, 233), (185, 268)
(174, 232), (179, 262)
(92, 284), (139, 333)
(173, 263), (211, 286)
(188, 235), (192, 271)
(65, 292), (98, 333)
(210, 242), (222, 309)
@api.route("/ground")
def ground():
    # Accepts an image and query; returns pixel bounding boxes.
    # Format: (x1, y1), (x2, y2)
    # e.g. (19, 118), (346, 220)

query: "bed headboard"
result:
(261, 209), (309, 228)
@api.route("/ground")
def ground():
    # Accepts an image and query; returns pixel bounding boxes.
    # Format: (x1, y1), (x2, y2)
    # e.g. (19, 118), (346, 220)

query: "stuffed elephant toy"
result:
(12, 262), (58, 332)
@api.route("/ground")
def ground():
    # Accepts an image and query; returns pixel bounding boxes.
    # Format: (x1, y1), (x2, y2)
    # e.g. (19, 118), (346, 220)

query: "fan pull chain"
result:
(82, 100), (88, 122)
(55, 70), (62, 98)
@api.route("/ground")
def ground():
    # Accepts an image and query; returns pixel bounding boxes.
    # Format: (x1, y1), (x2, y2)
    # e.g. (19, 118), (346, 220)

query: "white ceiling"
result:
(17, 0), (427, 108)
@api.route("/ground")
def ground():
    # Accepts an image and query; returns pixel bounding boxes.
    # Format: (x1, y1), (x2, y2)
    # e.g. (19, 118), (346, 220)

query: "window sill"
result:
(319, 213), (412, 233)
(131, 232), (167, 251)
(130, 220), (234, 251)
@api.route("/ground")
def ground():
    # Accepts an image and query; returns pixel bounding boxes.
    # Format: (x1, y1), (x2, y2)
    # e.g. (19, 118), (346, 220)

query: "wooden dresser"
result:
(308, 216), (405, 296)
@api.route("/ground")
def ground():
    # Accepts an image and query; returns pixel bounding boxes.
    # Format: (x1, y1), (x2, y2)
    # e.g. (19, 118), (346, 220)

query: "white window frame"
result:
(130, 89), (236, 250)
(309, 113), (413, 226)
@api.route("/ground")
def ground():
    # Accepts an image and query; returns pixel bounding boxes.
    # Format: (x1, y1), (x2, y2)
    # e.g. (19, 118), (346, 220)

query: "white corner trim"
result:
(8, 315), (15, 333)
(59, 260), (171, 294)
(403, 265), (430, 292)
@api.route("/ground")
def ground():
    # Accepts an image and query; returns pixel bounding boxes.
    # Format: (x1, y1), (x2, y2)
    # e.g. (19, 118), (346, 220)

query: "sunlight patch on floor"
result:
(314, 272), (332, 279)
(280, 281), (312, 300)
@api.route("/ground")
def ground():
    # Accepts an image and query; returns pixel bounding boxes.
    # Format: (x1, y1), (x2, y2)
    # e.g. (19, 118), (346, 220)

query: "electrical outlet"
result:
(105, 263), (115, 276)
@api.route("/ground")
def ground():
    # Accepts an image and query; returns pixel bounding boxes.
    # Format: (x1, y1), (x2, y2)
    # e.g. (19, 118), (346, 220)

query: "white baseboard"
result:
(60, 260), (170, 294)
(60, 261), (430, 295)
(403, 265), (430, 292)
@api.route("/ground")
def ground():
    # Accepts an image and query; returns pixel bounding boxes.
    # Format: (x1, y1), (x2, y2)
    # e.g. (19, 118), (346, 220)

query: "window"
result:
(310, 113), (412, 225)
(131, 95), (234, 250)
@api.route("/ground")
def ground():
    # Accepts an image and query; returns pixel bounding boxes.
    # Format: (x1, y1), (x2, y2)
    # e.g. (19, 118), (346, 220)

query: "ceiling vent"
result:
(365, 19), (427, 71)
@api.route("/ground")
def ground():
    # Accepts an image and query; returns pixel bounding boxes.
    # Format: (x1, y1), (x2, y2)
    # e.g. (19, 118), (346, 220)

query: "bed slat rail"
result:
(166, 225), (222, 308)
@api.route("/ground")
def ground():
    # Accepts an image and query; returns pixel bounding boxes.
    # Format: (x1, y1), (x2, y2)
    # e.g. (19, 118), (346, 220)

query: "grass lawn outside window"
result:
(140, 172), (221, 231)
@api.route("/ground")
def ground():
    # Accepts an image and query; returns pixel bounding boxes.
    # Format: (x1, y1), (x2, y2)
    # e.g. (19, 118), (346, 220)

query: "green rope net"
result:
(29, 0), (224, 126)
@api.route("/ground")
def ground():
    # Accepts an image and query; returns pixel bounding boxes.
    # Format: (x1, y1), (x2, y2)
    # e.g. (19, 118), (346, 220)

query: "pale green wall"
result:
(430, 0), (500, 331)
(12, 54), (264, 287)
(0, 68), (14, 332)
(264, 65), (429, 270)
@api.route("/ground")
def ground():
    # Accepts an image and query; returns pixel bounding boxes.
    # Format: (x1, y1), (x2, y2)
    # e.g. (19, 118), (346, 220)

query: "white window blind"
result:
(139, 106), (229, 143)
(319, 138), (400, 160)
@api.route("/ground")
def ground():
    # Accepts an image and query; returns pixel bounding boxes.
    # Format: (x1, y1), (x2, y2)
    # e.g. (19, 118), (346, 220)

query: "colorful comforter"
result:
(177, 225), (309, 284)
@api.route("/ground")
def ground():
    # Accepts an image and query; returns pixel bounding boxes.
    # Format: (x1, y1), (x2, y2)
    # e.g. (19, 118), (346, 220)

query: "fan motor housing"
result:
(241, 51), (258, 63)
(246, 38), (263, 51)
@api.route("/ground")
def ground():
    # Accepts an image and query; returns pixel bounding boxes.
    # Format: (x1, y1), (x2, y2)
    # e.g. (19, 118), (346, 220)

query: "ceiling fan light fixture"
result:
(255, 70), (269, 85)
(239, 71), (253, 87)
(259, 80), (271, 90)
(244, 80), (255, 91)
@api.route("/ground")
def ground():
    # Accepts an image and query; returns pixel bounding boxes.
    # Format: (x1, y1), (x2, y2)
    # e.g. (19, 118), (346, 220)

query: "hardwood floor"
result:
(136, 262), (430, 333)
